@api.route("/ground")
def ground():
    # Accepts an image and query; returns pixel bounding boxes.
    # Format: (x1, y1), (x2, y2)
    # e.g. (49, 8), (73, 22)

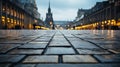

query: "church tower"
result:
(45, 0), (54, 29)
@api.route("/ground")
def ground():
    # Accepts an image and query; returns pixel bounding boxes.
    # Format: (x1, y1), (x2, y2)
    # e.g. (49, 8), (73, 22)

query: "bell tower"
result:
(45, 0), (55, 29)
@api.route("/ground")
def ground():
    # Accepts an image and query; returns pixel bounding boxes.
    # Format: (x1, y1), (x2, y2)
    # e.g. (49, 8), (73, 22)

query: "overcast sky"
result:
(36, 0), (105, 21)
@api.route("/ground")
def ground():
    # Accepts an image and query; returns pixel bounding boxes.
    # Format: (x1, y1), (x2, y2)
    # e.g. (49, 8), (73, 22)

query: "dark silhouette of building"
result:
(72, 0), (120, 30)
(0, 0), (43, 29)
(45, 0), (54, 29)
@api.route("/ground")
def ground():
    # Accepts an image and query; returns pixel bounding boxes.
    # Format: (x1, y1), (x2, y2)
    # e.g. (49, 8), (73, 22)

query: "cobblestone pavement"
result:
(0, 30), (120, 67)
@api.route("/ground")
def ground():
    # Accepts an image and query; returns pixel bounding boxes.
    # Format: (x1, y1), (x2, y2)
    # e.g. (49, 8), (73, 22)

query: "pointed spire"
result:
(49, 0), (50, 8)
(48, 0), (51, 13)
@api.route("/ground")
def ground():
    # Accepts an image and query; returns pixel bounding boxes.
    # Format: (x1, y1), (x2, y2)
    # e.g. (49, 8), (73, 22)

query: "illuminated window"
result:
(7, 18), (10, 22)
(11, 19), (13, 23)
(1, 16), (5, 25)
(2, 16), (5, 22)
(14, 20), (16, 25)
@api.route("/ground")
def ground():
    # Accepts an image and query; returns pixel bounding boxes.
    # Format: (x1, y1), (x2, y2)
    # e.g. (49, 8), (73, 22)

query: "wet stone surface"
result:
(96, 43), (120, 49)
(70, 41), (100, 49)
(0, 64), (11, 67)
(45, 47), (75, 55)
(0, 55), (25, 63)
(94, 54), (120, 63)
(36, 64), (120, 67)
(0, 30), (120, 67)
(77, 49), (110, 54)
(0, 44), (21, 54)
(9, 49), (43, 55)
(14, 64), (36, 67)
(18, 43), (47, 49)
(63, 55), (98, 63)
(109, 49), (120, 54)
(23, 55), (58, 63)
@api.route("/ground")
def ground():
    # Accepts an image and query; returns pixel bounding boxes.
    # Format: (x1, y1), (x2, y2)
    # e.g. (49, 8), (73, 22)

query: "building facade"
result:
(73, 0), (120, 30)
(0, 0), (43, 29)
(45, 1), (55, 29)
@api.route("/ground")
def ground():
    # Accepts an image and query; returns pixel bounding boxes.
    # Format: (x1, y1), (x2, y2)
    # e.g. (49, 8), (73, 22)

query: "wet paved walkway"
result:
(0, 30), (120, 67)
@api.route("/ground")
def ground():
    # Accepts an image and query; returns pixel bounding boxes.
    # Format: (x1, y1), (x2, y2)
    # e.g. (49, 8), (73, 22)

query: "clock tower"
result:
(45, 0), (55, 29)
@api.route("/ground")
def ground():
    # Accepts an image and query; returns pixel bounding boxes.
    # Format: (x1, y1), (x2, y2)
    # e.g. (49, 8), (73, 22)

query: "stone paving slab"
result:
(88, 40), (120, 44)
(66, 38), (81, 41)
(49, 44), (71, 47)
(45, 47), (75, 55)
(36, 64), (120, 67)
(9, 49), (43, 55)
(18, 43), (47, 49)
(34, 39), (50, 41)
(94, 54), (120, 63)
(29, 42), (48, 44)
(31, 40), (50, 42)
(63, 55), (98, 63)
(50, 41), (70, 45)
(70, 41), (100, 49)
(14, 64), (36, 67)
(0, 40), (29, 44)
(96, 43), (120, 49)
(109, 49), (120, 54)
(0, 44), (21, 54)
(23, 55), (58, 63)
(0, 55), (25, 63)
(0, 64), (11, 67)
(0, 30), (120, 66)
(77, 49), (110, 54)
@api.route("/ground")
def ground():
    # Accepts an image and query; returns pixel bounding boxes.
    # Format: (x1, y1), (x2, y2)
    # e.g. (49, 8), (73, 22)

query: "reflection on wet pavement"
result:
(0, 30), (120, 67)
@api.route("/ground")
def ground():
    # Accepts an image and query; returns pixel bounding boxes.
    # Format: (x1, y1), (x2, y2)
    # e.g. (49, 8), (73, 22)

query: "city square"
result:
(0, 30), (120, 67)
(0, 0), (120, 67)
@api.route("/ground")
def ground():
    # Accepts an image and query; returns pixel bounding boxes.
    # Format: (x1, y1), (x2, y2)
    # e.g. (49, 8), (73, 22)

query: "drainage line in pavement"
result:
(26, 35), (45, 44)
(72, 34), (106, 50)
(73, 34), (115, 54)
(41, 33), (56, 55)
(61, 33), (79, 54)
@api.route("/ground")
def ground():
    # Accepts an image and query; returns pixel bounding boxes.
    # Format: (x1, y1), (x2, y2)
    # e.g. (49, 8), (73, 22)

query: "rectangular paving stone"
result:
(14, 64), (36, 67)
(52, 38), (66, 41)
(71, 41), (99, 49)
(49, 41), (70, 47)
(0, 39), (30, 44)
(0, 55), (25, 63)
(36, 64), (120, 67)
(94, 54), (120, 63)
(97, 43), (120, 49)
(45, 47), (75, 55)
(50, 42), (70, 45)
(77, 49), (110, 54)
(109, 49), (120, 54)
(35, 38), (51, 40)
(29, 42), (48, 44)
(18, 43), (47, 49)
(9, 49), (43, 55)
(32, 39), (50, 42)
(88, 40), (120, 44)
(63, 55), (98, 63)
(49, 44), (71, 47)
(67, 38), (81, 41)
(0, 64), (11, 67)
(0, 44), (20, 53)
(23, 55), (58, 63)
